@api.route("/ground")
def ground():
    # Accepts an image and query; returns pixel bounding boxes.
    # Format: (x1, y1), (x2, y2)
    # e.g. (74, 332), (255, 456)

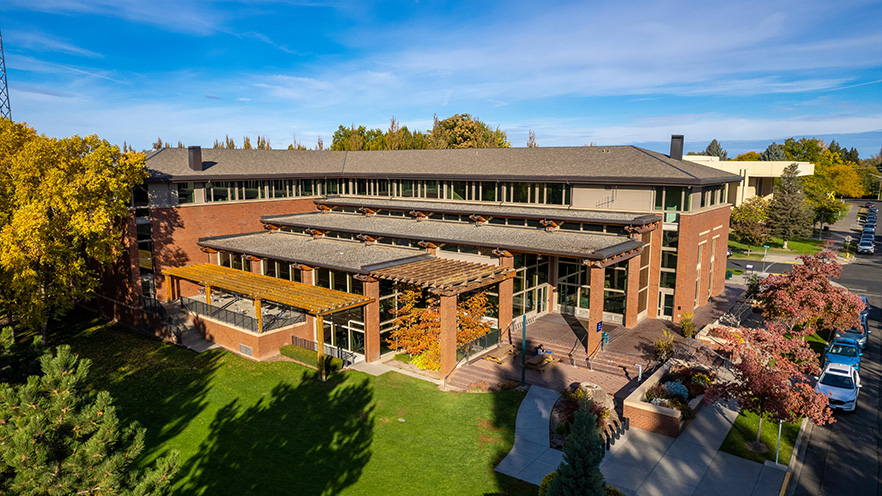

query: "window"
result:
(177, 182), (195, 204)
(210, 181), (229, 202)
(481, 182), (497, 202)
(424, 180), (439, 199)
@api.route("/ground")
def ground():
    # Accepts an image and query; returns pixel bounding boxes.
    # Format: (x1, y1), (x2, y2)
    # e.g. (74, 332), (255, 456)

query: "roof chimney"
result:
(670, 135), (684, 161)
(188, 146), (203, 171)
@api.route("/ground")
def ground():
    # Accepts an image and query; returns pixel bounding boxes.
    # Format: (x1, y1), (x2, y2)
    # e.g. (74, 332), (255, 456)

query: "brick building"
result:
(104, 135), (740, 378)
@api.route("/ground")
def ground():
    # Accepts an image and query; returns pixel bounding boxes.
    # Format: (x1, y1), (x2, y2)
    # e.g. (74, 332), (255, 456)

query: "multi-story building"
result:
(102, 135), (740, 379)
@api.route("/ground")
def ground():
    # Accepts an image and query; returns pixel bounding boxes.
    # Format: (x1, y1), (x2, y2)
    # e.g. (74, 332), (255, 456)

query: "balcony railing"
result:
(180, 296), (305, 334)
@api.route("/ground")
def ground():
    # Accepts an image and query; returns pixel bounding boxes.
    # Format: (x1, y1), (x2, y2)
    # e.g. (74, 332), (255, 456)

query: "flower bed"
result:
(623, 359), (714, 437)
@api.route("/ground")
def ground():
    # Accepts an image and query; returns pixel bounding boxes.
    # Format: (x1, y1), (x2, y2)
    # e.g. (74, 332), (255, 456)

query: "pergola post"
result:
(588, 266), (605, 355)
(624, 255), (641, 328)
(164, 275), (173, 302)
(255, 298), (263, 333)
(439, 294), (458, 383)
(363, 278), (381, 363)
(205, 285), (212, 306)
(496, 252), (514, 339)
(315, 314), (326, 381)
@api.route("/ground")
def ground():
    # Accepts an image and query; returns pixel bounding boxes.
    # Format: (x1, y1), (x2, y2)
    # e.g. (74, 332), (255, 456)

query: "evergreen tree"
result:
(542, 401), (606, 496)
(0, 345), (179, 495)
(704, 139), (728, 160)
(761, 143), (786, 161)
(767, 164), (813, 249)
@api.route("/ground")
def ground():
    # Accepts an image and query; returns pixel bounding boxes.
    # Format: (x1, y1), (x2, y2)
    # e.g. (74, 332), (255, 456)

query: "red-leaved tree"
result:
(705, 323), (834, 445)
(755, 248), (863, 336)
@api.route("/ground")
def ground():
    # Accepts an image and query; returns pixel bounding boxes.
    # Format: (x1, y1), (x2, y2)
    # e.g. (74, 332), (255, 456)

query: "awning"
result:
(162, 263), (371, 315)
(369, 258), (514, 296)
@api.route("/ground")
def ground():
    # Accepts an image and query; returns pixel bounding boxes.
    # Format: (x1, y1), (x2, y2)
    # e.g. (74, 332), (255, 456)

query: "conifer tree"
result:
(704, 139), (728, 160)
(0, 345), (179, 495)
(767, 163), (813, 249)
(761, 143), (786, 161)
(542, 401), (606, 496)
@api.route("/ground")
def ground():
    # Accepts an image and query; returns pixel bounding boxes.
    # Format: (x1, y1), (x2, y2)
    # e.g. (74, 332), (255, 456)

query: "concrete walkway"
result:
(497, 387), (787, 495)
(495, 386), (564, 485)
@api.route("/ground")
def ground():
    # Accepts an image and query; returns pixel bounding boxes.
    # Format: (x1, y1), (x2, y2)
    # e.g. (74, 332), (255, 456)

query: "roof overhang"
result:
(369, 258), (514, 297)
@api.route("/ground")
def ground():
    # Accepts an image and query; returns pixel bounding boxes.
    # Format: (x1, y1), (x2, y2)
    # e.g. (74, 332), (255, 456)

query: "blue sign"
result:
(596, 321), (603, 333)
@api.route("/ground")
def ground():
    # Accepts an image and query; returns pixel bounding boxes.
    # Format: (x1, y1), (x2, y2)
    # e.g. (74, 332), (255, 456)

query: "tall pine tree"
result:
(761, 143), (786, 161)
(0, 345), (179, 495)
(767, 163), (813, 249)
(542, 401), (607, 496)
(704, 139), (728, 160)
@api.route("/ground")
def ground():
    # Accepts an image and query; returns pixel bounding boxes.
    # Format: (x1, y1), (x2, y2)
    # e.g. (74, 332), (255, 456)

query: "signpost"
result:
(762, 244), (770, 272)
(520, 314), (527, 386)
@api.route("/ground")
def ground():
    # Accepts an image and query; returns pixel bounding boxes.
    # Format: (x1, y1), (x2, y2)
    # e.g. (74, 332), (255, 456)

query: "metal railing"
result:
(181, 296), (257, 332)
(262, 308), (306, 332)
(291, 336), (358, 366)
(140, 295), (182, 344)
(459, 327), (501, 361)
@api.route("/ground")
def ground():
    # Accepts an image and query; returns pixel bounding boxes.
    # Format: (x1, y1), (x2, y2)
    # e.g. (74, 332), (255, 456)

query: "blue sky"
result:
(2, 0), (882, 157)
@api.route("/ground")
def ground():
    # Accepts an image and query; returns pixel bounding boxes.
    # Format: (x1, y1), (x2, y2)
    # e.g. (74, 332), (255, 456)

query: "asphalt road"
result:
(790, 218), (882, 495)
(726, 257), (793, 276)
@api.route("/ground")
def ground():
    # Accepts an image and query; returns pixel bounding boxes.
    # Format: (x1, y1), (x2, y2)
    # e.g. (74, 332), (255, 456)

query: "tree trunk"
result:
(756, 415), (764, 444)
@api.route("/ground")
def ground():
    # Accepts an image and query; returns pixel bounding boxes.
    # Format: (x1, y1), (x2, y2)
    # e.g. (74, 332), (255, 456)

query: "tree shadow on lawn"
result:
(45, 309), (221, 470)
(177, 370), (374, 496)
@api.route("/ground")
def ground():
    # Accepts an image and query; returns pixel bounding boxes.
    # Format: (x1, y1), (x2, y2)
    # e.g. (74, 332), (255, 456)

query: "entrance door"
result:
(658, 291), (675, 320)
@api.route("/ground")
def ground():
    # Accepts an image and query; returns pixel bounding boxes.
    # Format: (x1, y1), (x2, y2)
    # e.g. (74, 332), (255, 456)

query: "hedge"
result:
(279, 345), (344, 373)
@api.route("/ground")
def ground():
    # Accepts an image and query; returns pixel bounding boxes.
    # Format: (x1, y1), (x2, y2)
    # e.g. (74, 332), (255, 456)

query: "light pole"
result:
(762, 244), (770, 272)
(868, 173), (882, 201)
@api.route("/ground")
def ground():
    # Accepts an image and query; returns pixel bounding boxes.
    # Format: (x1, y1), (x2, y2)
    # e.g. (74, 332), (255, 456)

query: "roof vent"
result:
(188, 146), (203, 171)
(670, 135), (684, 161)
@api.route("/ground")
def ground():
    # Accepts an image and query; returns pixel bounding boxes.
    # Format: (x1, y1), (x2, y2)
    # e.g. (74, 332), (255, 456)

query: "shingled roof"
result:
(146, 146), (742, 186)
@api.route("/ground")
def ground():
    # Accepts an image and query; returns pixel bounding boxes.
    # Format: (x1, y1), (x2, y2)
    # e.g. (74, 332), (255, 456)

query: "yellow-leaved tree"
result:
(0, 120), (147, 338)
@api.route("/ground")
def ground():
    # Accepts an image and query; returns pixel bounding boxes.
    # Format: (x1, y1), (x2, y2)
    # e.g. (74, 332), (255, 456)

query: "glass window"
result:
(242, 180), (261, 200)
(210, 181), (229, 202)
(324, 179), (338, 195)
(451, 181), (467, 200)
(316, 268), (331, 288)
(660, 271), (677, 289)
(177, 182), (195, 204)
(662, 251), (678, 269)
(424, 180), (439, 199)
(546, 183), (565, 205)
(272, 180), (288, 198)
(377, 179), (389, 196)
(400, 180), (415, 197)
(356, 179), (369, 196)
(654, 186), (664, 210)
(511, 182), (530, 203)
(664, 186), (682, 211)
(481, 182), (496, 202)
(604, 291), (626, 315)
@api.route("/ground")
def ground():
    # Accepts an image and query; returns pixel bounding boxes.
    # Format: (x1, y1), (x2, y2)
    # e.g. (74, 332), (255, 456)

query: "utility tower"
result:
(0, 27), (10, 120)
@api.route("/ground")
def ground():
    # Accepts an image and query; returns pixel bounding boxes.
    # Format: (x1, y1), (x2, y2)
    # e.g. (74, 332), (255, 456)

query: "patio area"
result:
(181, 292), (307, 333)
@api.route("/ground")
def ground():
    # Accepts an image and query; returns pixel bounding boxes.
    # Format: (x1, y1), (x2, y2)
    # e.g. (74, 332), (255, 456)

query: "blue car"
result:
(838, 320), (870, 350)
(860, 296), (869, 322)
(824, 337), (863, 371)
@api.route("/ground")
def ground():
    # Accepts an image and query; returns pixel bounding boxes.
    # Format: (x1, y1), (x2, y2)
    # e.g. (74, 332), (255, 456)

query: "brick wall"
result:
(673, 205), (731, 322)
(191, 314), (312, 360)
(152, 197), (318, 300)
(622, 403), (682, 438)
(98, 213), (143, 306)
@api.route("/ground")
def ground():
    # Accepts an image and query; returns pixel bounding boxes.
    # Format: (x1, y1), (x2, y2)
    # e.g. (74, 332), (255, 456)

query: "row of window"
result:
(177, 179), (572, 206)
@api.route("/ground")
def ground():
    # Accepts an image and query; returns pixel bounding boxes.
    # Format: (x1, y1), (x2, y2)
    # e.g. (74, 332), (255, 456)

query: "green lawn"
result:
(805, 328), (833, 358)
(38, 311), (535, 496)
(728, 237), (828, 258)
(719, 410), (800, 465)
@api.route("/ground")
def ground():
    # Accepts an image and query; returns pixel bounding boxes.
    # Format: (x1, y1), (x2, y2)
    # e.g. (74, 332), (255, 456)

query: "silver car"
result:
(816, 363), (861, 412)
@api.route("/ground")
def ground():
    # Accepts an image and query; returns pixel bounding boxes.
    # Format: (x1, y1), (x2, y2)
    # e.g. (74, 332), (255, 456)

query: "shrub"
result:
(467, 381), (490, 392)
(410, 352), (439, 371)
(746, 273), (762, 297)
(497, 380), (520, 391)
(680, 313), (697, 339)
(556, 421), (569, 435)
(644, 383), (666, 402)
(691, 373), (712, 386)
(663, 381), (689, 400)
(538, 471), (558, 496)
(279, 345), (343, 373)
(392, 353), (412, 363)
(607, 486), (626, 496)
(654, 330), (674, 362)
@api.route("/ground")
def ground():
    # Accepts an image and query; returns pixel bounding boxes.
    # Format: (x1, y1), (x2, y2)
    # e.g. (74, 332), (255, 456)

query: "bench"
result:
(483, 344), (516, 364)
(526, 354), (556, 371)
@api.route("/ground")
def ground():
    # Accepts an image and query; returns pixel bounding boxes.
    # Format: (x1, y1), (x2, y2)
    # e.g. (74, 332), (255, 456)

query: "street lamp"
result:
(762, 244), (770, 272)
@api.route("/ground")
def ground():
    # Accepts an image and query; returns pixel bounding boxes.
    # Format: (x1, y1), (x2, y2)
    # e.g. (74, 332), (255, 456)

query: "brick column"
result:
(624, 255), (641, 328)
(439, 294), (458, 381)
(647, 226), (662, 319)
(363, 279), (381, 363)
(496, 252), (514, 340)
(587, 266), (605, 354)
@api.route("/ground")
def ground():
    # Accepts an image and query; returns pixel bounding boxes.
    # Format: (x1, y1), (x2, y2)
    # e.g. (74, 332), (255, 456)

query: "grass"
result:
(34, 310), (536, 496)
(728, 237), (828, 258)
(805, 328), (833, 358)
(719, 410), (800, 465)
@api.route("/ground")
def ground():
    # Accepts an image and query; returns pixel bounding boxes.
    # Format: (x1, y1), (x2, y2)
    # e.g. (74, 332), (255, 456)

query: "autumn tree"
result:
(315, 136), (324, 151)
(730, 197), (770, 253)
(527, 130), (537, 148)
(761, 143), (786, 161)
(755, 249), (864, 335)
(224, 134), (236, 149)
(152, 137), (164, 150)
(386, 117), (403, 150)
(811, 194), (846, 236)
(541, 402), (606, 496)
(734, 151), (761, 161)
(705, 324), (833, 448)
(387, 288), (492, 370)
(767, 163), (812, 249)
(704, 139), (727, 160)
(0, 120), (147, 338)
(0, 345), (179, 495)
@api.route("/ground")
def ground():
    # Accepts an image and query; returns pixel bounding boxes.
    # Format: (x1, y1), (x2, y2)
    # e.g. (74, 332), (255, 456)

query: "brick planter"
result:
(622, 358), (707, 437)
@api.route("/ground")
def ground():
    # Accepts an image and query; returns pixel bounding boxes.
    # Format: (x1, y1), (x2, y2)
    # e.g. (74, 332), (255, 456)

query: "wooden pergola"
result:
(369, 258), (514, 297)
(162, 263), (372, 328)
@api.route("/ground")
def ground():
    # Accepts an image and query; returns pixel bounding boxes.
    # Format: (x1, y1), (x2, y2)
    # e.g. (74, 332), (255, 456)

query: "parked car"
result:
(861, 296), (869, 321)
(824, 337), (863, 371)
(867, 201), (876, 208)
(857, 239), (875, 254)
(726, 248), (732, 258)
(837, 319), (870, 350)
(816, 363), (861, 412)
(862, 226), (875, 236)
